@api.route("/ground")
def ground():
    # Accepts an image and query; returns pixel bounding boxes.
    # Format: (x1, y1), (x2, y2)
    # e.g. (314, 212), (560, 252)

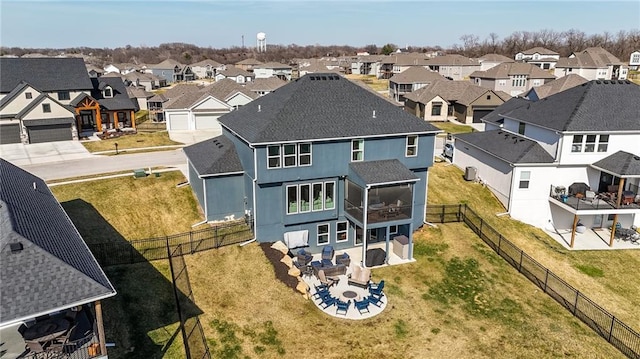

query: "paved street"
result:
(19, 149), (186, 181)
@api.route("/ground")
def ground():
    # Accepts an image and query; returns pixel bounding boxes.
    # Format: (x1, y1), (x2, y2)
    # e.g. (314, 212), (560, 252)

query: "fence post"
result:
(479, 218), (483, 236)
(544, 269), (549, 292)
(215, 226), (219, 248)
(190, 231), (194, 254)
(457, 204), (462, 222)
(497, 235), (502, 254)
(441, 205), (445, 223)
(518, 251), (523, 272)
(608, 316), (615, 342)
(573, 291), (580, 315)
(129, 241), (135, 264)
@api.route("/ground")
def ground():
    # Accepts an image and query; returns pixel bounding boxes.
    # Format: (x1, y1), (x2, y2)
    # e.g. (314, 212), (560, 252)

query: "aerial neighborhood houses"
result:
(0, 58), (137, 144)
(553, 47), (628, 80)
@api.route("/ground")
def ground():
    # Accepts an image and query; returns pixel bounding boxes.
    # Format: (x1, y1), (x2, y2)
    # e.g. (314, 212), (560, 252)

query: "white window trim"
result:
(336, 221), (348, 243)
(267, 145), (281, 169)
(519, 171), (530, 189)
(406, 135), (418, 157)
(299, 184), (311, 213)
(283, 144), (297, 168)
(312, 182), (324, 212)
(351, 139), (364, 162)
(317, 223), (330, 245)
(103, 87), (113, 98)
(324, 181), (335, 210)
(286, 185), (298, 215)
(571, 134), (609, 153)
(298, 142), (312, 166)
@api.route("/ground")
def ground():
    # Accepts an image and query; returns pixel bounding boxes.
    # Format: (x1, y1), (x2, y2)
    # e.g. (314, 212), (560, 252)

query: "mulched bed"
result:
(259, 242), (299, 291)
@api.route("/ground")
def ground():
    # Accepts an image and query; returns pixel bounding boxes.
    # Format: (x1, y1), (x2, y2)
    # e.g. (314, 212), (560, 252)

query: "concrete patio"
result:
(545, 227), (640, 250)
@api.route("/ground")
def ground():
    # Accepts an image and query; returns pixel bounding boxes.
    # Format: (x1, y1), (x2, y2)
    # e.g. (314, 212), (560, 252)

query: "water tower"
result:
(257, 32), (266, 52)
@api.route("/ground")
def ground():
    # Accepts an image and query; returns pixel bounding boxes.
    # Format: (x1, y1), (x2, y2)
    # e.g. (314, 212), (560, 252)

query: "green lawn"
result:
(81, 131), (183, 153)
(50, 167), (630, 358)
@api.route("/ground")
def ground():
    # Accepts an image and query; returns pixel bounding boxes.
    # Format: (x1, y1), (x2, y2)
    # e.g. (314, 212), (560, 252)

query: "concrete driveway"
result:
(0, 141), (92, 166)
(169, 130), (220, 145)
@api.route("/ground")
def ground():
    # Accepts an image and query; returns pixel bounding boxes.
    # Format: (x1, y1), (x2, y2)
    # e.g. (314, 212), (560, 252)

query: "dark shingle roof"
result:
(0, 159), (115, 324)
(591, 151), (640, 178)
(0, 81), (35, 110)
(504, 80), (640, 132)
(455, 130), (555, 164)
(349, 159), (418, 185)
(91, 77), (137, 111)
(481, 97), (531, 125)
(0, 58), (93, 93)
(183, 136), (244, 176)
(218, 73), (439, 144)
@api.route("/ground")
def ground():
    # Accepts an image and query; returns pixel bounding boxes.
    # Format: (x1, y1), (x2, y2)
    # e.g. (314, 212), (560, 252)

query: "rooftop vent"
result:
(33, 182), (36, 190)
(372, 110), (376, 118)
(258, 105), (261, 112)
(595, 80), (602, 84)
(10, 242), (23, 253)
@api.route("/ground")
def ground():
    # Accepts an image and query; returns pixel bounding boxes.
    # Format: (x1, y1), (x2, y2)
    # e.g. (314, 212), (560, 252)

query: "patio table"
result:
(23, 317), (70, 344)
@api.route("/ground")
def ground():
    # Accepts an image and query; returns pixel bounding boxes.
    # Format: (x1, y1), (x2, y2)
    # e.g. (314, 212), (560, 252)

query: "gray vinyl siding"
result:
(188, 162), (205, 213)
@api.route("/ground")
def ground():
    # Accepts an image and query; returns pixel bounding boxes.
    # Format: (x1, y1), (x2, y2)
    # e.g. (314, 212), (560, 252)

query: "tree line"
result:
(1, 29), (638, 66)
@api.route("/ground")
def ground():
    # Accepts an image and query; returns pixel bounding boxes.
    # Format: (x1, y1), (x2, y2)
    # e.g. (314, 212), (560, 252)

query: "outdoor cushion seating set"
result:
(313, 280), (385, 316)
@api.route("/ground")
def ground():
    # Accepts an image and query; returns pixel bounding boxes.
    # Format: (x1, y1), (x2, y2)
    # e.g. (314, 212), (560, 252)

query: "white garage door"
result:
(169, 113), (189, 130)
(194, 114), (221, 130)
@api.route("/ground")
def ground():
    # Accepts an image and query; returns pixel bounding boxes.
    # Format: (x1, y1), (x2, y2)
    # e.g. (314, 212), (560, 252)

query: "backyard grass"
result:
(431, 121), (475, 135)
(51, 172), (205, 241)
(81, 131), (182, 153)
(50, 162), (636, 358)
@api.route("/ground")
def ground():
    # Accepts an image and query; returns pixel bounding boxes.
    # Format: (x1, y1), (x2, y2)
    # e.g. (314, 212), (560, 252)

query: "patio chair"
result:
(317, 270), (339, 287)
(321, 246), (335, 265)
(365, 295), (384, 308)
(348, 265), (371, 288)
(319, 295), (337, 309)
(312, 284), (330, 300)
(354, 298), (370, 314)
(336, 300), (351, 316)
(296, 249), (313, 266)
(369, 280), (385, 297)
(336, 252), (351, 267)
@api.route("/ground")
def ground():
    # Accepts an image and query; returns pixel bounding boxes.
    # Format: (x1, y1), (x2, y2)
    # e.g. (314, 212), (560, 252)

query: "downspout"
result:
(240, 146), (259, 247)
(362, 185), (370, 268)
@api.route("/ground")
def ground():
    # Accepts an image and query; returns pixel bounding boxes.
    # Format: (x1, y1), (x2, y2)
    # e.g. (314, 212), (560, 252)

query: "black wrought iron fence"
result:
(90, 218), (253, 267)
(427, 204), (640, 359)
(169, 244), (211, 359)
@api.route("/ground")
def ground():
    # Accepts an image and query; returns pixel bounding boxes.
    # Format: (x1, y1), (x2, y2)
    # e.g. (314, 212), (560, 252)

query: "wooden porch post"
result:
(609, 178), (626, 247)
(570, 214), (579, 248)
(95, 106), (103, 132)
(130, 110), (136, 129)
(95, 300), (107, 356)
(113, 112), (119, 129)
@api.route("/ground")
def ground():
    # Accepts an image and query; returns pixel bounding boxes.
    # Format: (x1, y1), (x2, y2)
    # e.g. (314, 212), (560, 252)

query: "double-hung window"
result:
(290, 181), (335, 214)
(286, 186), (298, 214)
(298, 143), (311, 166)
(584, 135), (597, 152)
(519, 171), (530, 189)
(267, 145), (281, 168)
(317, 224), (329, 245)
(42, 103), (51, 113)
(352, 139), (364, 161)
(336, 221), (348, 243)
(571, 135), (583, 152)
(406, 135), (418, 157)
(431, 102), (442, 116)
(283, 144), (297, 167)
(597, 135), (609, 152)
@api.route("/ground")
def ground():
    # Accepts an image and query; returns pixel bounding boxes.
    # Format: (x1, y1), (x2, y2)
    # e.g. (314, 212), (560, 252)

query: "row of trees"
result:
(1, 29), (637, 66)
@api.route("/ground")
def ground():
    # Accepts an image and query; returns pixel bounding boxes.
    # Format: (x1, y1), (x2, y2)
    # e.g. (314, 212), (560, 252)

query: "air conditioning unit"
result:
(464, 166), (477, 182)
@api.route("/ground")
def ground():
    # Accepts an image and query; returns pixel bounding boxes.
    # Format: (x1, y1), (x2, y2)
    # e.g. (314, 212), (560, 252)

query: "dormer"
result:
(103, 86), (113, 98)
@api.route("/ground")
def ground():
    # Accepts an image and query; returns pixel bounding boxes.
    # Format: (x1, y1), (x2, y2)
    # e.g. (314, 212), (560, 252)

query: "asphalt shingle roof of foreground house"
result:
(219, 73), (440, 144)
(455, 130), (555, 164)
(183, 135), (244, 176)
(350, 159), (419, 185)
(481, 97), (531, 125)
(0, 159), (115, 324)
(592, 151), (640, 178)
(504, 80), (640, 132)
(0, 57), (93, 93)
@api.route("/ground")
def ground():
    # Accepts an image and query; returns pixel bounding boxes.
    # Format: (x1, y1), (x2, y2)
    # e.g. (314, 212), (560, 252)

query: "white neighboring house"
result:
(554, 47), (628, 80)
(452, 80), (640, 247)
(629, 50), (640, 70)
(164, 78), (257, 132)
(191, 59), (226, 79)
(252, 62), (292, 81)
(214, 66), (254, 84)
(478, 54), (515, 71)
(514, 47), (560, 70)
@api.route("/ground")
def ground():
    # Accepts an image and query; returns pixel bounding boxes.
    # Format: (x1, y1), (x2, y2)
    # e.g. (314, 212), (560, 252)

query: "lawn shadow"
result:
(60, 199), (203, 359)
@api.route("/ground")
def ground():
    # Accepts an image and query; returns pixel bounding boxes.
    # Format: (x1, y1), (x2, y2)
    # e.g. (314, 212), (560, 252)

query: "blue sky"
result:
(1, 1), (638, 49)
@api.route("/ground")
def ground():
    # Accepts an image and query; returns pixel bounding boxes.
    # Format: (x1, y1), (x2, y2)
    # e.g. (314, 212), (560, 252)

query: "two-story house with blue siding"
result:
(183, 73), (441, 266)
(452, 80), (640, 248)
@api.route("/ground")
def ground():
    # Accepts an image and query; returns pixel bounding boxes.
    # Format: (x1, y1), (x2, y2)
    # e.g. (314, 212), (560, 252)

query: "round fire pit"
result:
(341, 290), (358, 301)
